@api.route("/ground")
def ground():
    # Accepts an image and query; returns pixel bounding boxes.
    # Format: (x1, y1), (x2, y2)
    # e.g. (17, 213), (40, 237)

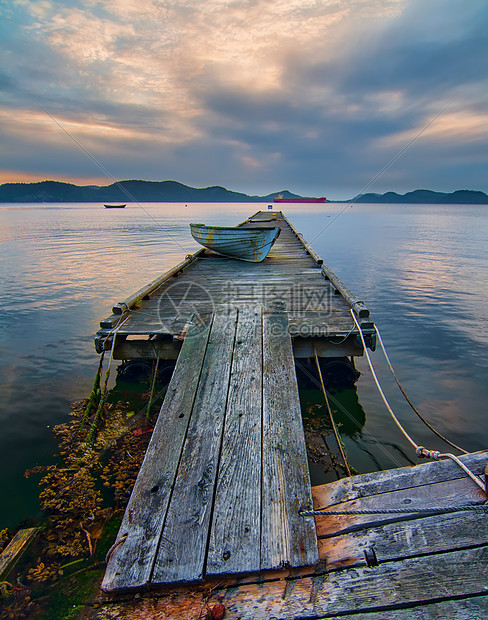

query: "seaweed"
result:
(5, 383), (160, 618)
(23, 400), (153, 583)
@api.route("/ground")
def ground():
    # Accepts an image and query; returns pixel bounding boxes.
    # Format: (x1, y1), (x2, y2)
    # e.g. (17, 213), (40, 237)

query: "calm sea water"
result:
(1, 202), (487, 528)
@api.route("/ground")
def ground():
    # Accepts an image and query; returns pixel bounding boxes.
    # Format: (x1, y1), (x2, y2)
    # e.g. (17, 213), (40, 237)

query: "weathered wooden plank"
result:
(261, 310), (318, 569)
(206, 307), (263, 576)
(97, 212), (369, 349)
(319, 504), (488, 570)
(94, 547), (488, 619)
(312, 546), (488, 618)
(315, 474), (486, 538)
(0, 528), (38, 579)
(151, 309), (238, 584)
(316, 596), (488, 619)
(113, 339), (181, 360)
(101, 314), (213, 592)
(293, 338), (363, 359)
(312, 450), (488, 508)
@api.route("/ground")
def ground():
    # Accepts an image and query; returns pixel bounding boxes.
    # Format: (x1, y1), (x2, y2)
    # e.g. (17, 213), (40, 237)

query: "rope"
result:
(81, 351), (105, 425)
(350, 310), (418, 449)
(86, 316), (129, 444)
(146, 353), (160, 420)
(350, 310), (487, 495)
(375, 326), (469, 454)
(313, 347), (352, 476)
(99, 315), (129, 393)
(328, 323), (357, 345)
(416, 448), (486, 492)
(300, 503), (487, 517)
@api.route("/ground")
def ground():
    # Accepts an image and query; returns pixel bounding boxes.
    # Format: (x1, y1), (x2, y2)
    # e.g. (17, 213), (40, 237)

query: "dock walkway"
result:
(96, 211), (488, 616)
(102, 306), (318, 591)
(101, 211), (378, 591)
(96, 451), (488, 620)
(98, 452), (488, 617)
(96, 211), (375, 361)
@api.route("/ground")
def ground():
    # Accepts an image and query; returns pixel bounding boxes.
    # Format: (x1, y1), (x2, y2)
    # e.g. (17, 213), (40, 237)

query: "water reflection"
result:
(297, 356), (368, 483)
(302, 384), (375, 484)
(1, 202), (487, 528)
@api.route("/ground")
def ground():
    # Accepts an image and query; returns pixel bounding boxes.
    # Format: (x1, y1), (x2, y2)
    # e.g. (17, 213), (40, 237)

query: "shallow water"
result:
(1, 201), (487, 527)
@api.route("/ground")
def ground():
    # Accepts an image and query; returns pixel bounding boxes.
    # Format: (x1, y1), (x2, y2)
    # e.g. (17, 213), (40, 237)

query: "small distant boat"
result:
(273, 194), (326, 203)
(190, 223), (280, 262)
(104, 204), (126, 209)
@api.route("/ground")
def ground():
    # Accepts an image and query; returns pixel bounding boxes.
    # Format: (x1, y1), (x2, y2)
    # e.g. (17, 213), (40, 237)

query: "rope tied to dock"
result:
(146, 352), (160, 420)
(300, 503), (488, 517)
(313, 346), (352, 476)
(350, 310), (487, 496)
(328, 322), (357, 345)
(375, 327), (468, 455)
(416, 447), (486, 491)
(86, 315), (130, 445)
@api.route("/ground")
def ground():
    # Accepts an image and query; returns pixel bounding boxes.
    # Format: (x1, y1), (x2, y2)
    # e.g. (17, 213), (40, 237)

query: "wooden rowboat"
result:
(190, 223), (280, 262)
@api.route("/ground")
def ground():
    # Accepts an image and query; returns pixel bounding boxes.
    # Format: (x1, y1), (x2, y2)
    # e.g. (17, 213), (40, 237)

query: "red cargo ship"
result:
(273, 194), (327, 203)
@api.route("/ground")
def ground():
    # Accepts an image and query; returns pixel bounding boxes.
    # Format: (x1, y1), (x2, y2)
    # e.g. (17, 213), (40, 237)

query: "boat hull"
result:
(190, 224), (280, 262)
(104, 204), (126, 208)
(273, 197), (326, 203)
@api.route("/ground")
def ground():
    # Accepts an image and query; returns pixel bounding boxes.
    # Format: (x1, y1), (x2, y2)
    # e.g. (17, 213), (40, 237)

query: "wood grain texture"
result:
(319, 504), (488, 570)
(101, 314), (213, 592)
(261, 310), (318, 569)
(0, 528), (38, 579)
(318, 597), (488, 620)
(99, 446), (488, 613)
(150, 309), (238, 584)
(94, 547), (488, 619)
(312, 450), (488, 508)
(314, 474), (487, 538)
(206, 307), (263, 576)
(97, 212), (371, 347)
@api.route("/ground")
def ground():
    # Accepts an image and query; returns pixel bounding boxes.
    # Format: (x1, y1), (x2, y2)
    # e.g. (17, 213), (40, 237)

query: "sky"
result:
(1, 0), (487, 199)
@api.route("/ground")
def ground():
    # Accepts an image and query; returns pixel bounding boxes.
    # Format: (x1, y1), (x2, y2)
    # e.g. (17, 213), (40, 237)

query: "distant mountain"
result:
(350, 189), (488, 204)
(0, 180), (293, 203)
(2, 181), (485, 204)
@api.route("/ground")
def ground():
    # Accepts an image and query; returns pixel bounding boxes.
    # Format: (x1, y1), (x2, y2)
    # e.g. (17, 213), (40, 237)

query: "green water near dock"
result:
(1, 201), (487, 528)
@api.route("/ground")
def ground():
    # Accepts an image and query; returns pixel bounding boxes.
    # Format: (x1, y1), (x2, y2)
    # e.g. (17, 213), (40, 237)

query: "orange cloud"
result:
(379, 110), (488, 149)
(0, 170), (109, 185)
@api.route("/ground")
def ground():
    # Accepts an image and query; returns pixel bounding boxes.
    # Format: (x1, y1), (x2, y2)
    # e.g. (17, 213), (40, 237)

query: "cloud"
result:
(1, 0), (488, 196)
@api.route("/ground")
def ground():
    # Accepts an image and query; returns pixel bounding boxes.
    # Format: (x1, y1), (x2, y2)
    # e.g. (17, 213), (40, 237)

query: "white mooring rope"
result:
(374, 325), (469, 454)
(350, 310), (486, 494)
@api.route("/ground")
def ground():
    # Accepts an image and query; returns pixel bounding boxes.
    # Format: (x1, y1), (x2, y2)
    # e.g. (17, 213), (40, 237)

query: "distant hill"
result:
(350, 189), (488, 204)
(2, 181), (486, 204)
(0, 180), (297, 203)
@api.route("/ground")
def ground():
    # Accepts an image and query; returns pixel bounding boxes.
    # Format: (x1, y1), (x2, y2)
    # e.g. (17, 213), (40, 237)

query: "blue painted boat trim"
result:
(190, 224), (280, 262)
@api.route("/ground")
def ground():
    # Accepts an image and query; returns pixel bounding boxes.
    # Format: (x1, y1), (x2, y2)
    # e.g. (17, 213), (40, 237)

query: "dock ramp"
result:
(102, 307), (317, 590)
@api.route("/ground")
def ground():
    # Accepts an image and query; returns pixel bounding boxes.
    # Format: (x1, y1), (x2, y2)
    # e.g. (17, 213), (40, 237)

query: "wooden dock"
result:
(96, 211), (375, 361)
(97, 452), (488, 618)
(101, 211), (373, 592)
(103, 305), (318, 590)
(97, 211), (487, 616)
